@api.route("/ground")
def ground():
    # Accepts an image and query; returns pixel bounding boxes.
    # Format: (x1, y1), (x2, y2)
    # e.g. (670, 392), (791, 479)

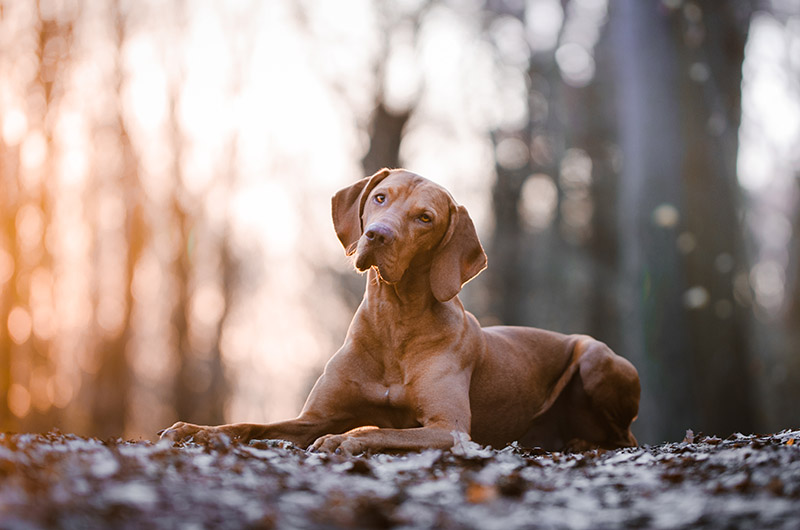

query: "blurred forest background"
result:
(1, 0), (799, 446)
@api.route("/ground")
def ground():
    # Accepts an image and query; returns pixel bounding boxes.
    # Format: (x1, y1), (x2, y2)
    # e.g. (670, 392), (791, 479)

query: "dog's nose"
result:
(364, 223), (395, 245)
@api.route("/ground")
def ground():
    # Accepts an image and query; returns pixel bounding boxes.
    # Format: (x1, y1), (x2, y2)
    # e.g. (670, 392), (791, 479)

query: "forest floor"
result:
(0, 429), (799, 529)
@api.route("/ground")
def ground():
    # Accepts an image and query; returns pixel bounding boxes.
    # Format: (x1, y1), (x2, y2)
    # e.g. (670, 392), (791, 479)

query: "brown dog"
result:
(160, 168), (640, 454)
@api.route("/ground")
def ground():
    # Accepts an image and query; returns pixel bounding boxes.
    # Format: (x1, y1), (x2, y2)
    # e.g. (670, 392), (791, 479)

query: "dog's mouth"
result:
(354, 242), (402, 283)
(354, 249), (375, 272)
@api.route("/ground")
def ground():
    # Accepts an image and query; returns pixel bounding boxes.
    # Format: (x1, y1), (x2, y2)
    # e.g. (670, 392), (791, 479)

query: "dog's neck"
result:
(364, 262), (439, 315)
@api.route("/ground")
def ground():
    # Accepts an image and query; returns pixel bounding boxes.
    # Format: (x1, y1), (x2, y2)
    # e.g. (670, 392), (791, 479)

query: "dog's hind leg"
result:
(562, 338), (640, 450)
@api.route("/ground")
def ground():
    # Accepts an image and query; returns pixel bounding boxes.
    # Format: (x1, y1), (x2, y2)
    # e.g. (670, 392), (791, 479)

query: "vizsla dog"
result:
(161, 169), (640, 454)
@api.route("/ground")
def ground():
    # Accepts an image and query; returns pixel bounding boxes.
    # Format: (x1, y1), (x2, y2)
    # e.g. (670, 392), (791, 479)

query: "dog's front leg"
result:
(159, 415), (350, 447)
(159, 360), (364, 447)
(311, 424), (467, 455)
(311, 368), (473, 455)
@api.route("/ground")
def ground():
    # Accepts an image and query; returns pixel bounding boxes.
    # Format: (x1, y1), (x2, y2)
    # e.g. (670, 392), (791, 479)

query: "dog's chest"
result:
(360, 381), (408, 408)
(355, 380), (420, 429)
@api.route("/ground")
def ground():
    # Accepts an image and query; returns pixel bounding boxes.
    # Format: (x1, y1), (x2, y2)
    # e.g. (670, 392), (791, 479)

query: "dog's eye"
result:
(374, 194), (386, 204)
(419, 213), (432, 223)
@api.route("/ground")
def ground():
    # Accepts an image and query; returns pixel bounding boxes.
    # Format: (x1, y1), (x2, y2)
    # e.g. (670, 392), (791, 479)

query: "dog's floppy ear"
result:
(430, 204), (487, 302)
(332, 168), (392, 255)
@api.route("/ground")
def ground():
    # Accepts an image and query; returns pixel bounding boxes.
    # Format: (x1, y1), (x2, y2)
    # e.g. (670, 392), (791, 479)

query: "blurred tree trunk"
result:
(206, 227), (233, 426)
(167, 86), (195, 424)
(485, 0), (619, 359)
(88, 141), (143, 439)
(610, 0), (754, 442)
(165, 77), (227, 427)
(486, 2), (564, 329)
(782, 176), (800, 420)
(170, 199), (195, 423)
(672, 0), (755, 436)
(610, 0), (696, 444)
(566, 25), (622, 355)
(27, 16), (57, 432)
(17, 8), (75, 432)
(199, 142), (240, 427)
(360, 1), (437, 178)
(89, 3), (141, 438)
(488, 126), (529, 327)
(0, 144), (20, 431)
(361, 102), (411, 176)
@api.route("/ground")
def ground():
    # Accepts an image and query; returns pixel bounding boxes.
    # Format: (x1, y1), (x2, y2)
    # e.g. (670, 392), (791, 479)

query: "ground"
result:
(1, 429), (799, 529)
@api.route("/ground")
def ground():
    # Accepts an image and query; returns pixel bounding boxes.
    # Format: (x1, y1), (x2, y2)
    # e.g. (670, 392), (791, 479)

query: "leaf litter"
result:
(0, 429), (799, 528)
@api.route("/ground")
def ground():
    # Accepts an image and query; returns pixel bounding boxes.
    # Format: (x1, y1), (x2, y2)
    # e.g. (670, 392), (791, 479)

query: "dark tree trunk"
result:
(565, 24), (622, 355)
(610, 0), (695, 444)
(609, 0), (755, 442)
(361, 102), (411, 176)
(486, 1), (564, 329)
(488, 129), (529, 326)
(671, 0), (755, 436)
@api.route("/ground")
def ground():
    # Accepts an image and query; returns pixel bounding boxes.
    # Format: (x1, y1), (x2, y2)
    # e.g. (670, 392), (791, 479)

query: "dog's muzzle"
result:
(356, 222), (397, 274)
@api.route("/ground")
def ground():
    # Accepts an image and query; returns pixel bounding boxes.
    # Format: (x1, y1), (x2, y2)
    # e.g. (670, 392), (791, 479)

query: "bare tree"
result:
(87, 0), (145, 438)
(0, 132), (20, 432)
(3, 2), (77, 433)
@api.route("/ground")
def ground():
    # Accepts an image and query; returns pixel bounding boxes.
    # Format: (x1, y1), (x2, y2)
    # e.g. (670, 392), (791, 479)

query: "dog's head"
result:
(332, 168), (487, 302)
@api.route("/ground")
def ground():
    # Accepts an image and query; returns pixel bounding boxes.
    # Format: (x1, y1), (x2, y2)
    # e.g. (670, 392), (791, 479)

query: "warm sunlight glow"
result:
(122, 36), (169, 136)
(8, 383), (31, 419)
(738, 12), (800, 315)
(519, 173), (558, 231)
(48, 373), (74, 409)
(526, 0), (564, 52)
(20, 130), (47, 174)
(8, 306), (33, 345)
(2, 107), (28, 145)
(15, 204), (44, 252)
(738, 13), (800, 192)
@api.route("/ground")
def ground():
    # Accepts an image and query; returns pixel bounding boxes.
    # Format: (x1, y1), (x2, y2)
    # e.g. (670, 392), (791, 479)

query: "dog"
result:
(160, 168), (640, 454)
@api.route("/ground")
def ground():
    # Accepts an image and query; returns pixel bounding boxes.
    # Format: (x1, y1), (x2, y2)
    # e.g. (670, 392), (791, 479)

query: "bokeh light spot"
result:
(8, 306), (33, 345)
(519, 173), (558, 232)
(8, 383), (31, 419)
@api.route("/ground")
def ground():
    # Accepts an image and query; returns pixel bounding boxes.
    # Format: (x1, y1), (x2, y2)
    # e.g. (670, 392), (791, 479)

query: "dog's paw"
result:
(311, 434), (366, 456)
(159, 421), (216, 444)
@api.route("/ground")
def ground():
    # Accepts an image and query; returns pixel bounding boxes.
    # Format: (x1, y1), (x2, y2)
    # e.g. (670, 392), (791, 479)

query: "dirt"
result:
(0, 429), (798, 529)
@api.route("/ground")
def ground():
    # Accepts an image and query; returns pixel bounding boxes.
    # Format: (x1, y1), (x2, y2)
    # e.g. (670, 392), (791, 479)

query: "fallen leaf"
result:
(767, 477), (785, 496)
(683, 429), (695, 444)
(465, 482), (499, 504)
